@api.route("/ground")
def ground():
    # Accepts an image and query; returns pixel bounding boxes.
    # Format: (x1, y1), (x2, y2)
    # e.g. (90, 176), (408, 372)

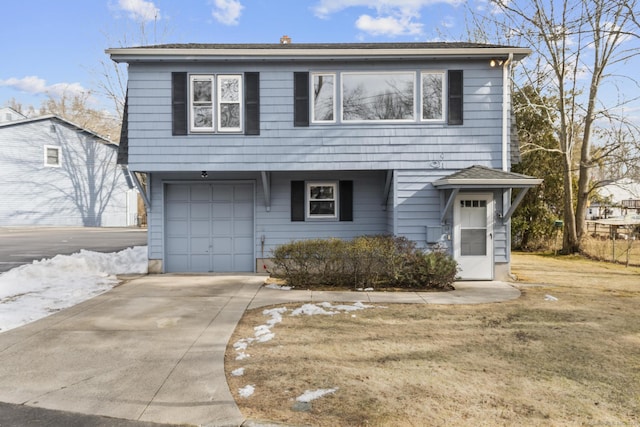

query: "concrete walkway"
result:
(0, 275), (520, 427)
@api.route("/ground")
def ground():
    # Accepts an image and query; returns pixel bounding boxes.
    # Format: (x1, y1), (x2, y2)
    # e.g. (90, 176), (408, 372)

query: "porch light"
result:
(489, 58), (504, 67)
(201, 171), (208, 178)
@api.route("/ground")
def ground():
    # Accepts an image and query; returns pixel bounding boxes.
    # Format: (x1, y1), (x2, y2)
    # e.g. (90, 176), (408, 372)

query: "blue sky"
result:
(0, 0), (479, 112)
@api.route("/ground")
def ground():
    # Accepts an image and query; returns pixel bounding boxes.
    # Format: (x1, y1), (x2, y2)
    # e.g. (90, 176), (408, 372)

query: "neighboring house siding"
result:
(0, 119), (135, 227)
(125, 60), (505, 172)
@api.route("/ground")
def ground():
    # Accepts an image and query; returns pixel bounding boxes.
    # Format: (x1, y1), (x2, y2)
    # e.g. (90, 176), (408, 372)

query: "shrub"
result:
(269, 235), (458, 290)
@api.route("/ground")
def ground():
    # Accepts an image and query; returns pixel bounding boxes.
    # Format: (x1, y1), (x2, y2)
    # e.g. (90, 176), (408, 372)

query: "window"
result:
(294, 70), (462, 127)
(342, 72), (414, 122)
(307, 182), (338, 219)
(217, 75), (242, 132)
(44, 145), (61, 167)
(187, 74), (244, 133)
(291, 180), (353, 222)
(421, 71), (445, 121)
(190, 75), (214, 132)
(312, 73), (335, 123)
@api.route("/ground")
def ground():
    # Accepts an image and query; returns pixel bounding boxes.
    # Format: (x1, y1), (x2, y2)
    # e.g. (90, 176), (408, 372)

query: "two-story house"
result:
(108, 41), (541, 280)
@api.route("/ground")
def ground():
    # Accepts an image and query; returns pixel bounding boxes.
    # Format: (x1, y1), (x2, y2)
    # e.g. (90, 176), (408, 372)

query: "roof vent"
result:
(280, 35), (291, 44)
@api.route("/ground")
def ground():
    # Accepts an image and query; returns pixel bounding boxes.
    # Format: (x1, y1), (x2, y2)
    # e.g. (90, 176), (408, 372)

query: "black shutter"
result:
(172, 72), (188, 135)
(293, 72), (309, 127)
(291, 181), (305, 221)
(339, 180), (353, 222)
(448, 70), (463, 126)
(244, 72), (260, 135)
(117, 90), (129, 165)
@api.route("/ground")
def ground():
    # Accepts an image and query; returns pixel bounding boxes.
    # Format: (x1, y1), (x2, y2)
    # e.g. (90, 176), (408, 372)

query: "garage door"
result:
(165, 183), (254, 272)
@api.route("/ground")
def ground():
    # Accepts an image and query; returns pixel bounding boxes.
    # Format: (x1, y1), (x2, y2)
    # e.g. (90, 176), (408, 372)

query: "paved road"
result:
(0, 227), (147, 272)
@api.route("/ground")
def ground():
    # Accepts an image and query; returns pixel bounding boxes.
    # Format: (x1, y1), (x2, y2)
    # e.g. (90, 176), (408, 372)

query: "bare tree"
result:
(486, 0), (640, 253)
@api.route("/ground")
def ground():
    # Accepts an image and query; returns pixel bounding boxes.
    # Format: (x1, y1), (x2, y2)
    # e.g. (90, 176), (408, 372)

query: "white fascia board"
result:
(433, 178), (543, 188)
(106, 47), (532, 63)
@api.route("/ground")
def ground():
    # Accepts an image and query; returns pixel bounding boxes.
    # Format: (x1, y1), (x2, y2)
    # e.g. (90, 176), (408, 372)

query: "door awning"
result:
(433, 165), (542, 189)
(433, 165), (542, 223)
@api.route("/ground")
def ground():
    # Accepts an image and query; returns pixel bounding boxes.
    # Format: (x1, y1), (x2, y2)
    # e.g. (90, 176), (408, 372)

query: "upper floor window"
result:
(421, 71), (445, 121)
(294, 70), (462, 127)
(189, 74), (242, 133)
(312, 73), (335, 123)
(342, 72), (414, 122)
(44, 145), (61, 167)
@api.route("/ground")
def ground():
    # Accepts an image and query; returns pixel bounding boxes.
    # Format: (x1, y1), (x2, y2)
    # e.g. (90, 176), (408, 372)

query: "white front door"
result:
(454, 193), (493, 280)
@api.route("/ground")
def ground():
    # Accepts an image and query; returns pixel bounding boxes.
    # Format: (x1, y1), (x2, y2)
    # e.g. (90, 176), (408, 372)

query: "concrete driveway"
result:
(0, 275), (520, 426)
(0, 227), (147, 272)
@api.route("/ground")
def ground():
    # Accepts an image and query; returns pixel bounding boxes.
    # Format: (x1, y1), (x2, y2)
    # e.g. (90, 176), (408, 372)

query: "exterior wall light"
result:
(201, 171), (208, 178)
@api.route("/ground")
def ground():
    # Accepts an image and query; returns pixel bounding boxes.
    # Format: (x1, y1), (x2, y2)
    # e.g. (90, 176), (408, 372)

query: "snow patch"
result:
(265, 283), (292, 291)
(239, 384), (255, 398)
(291, 302), (373, 316)
(296, 388), (339, 402)
(231, 368), (245, 377)
(0, 246), (147, 333)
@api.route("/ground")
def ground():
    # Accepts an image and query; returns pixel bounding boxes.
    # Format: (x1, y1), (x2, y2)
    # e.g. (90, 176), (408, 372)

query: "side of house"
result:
(109, 42), (540, 279)
(0, 116), (137, 227)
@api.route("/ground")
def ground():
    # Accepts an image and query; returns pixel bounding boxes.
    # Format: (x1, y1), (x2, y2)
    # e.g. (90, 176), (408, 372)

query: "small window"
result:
(421, 71), (445, 121)
(217, 75), (242, 132)
(190, 75), (214, 132)
(307, 182), (338, 219)
(44, 145), (61, 167)
(312, 73), (335, 123)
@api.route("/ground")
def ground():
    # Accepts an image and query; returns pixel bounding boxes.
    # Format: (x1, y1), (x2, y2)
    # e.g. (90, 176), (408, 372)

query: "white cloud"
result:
(312, 0), (463, 37)
(116, 0), (160, 22)
(356, 14), (423, 36)
(0, 76), (89, 99)
(211, 0), (244, 26)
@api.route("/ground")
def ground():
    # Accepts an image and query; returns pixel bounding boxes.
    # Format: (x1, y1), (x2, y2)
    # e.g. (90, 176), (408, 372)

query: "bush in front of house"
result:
(269, 235), (458, 290)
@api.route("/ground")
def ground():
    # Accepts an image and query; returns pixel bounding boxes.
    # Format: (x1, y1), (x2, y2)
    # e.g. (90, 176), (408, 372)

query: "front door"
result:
(454, 193), (493, 280)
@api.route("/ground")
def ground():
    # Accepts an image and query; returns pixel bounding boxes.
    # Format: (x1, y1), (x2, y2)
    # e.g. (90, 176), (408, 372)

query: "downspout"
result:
(502, 53), (513, 171)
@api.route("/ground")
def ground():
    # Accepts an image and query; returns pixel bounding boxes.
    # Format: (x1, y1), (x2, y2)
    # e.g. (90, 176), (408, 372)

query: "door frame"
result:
(453, 192), (494, 280)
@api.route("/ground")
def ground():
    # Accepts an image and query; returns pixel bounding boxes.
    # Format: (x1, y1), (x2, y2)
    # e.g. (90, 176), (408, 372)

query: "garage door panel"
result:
(234, 237), (253, 252)
(212, 220), (231, 236)
(191, 255), (211, 272)
(234, 202), (253, 219)
(190, 237), (210, 253)
(212, 186), (233, 201)
(191, 185), (211, 201)
(234, 254), (253, 270)
(213, 237), (233, 253)
(166, 254), (188, 271)
(212, 203), (232, 218)
(166, 237), (188, 253)
(166, 185), (188, 202)
(213, 255), (232, 271)
(190, 219), (210, 235)
(166, 204), (188, 219)
(190, 203), (210, 219)
(234, 219), (253, 235)
(166, 220), (188, 235)
(235, 185), (253, 201)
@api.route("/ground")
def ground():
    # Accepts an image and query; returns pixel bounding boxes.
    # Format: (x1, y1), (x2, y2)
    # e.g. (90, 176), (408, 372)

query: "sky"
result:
(0, 0), (480, 112)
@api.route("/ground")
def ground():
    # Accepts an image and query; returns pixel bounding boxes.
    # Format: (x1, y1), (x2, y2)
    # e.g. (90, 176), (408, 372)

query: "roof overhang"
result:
(106, 44), (531, 64)
(433, 166), (542, 190)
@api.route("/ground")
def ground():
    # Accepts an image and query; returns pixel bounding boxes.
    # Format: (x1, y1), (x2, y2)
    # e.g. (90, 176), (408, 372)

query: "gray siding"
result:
(125, 60), (506, 173)
(147, 170), (388, 263)
(0, 119), (135, 227)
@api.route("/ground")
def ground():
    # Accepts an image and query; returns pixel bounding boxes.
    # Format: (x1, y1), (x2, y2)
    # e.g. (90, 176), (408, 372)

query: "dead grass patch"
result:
(226, 253), (640, 426)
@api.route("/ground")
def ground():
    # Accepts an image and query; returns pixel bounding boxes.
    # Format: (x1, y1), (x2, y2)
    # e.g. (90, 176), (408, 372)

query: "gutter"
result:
(502, 53), (514, 171)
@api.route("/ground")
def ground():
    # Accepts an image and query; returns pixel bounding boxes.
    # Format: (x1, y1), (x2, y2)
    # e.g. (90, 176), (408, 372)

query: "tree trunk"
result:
(561, 153), (579, 254)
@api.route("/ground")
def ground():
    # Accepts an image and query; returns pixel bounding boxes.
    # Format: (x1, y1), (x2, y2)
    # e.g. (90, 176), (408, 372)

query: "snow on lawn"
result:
(0, 246), (148, 333)
(233, 301), (379, 398)
(296, 388), (339, 403)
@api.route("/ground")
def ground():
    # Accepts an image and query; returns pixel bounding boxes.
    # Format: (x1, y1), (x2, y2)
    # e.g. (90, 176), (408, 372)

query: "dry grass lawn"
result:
(225, 253), (640, 426)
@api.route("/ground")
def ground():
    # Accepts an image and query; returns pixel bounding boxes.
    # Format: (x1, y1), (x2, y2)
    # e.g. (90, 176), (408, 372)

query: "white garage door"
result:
(165, 183), (254, 272)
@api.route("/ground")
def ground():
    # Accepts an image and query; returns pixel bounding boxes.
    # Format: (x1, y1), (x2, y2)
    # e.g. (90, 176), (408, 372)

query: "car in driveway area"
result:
(0, 227), (147, 273)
